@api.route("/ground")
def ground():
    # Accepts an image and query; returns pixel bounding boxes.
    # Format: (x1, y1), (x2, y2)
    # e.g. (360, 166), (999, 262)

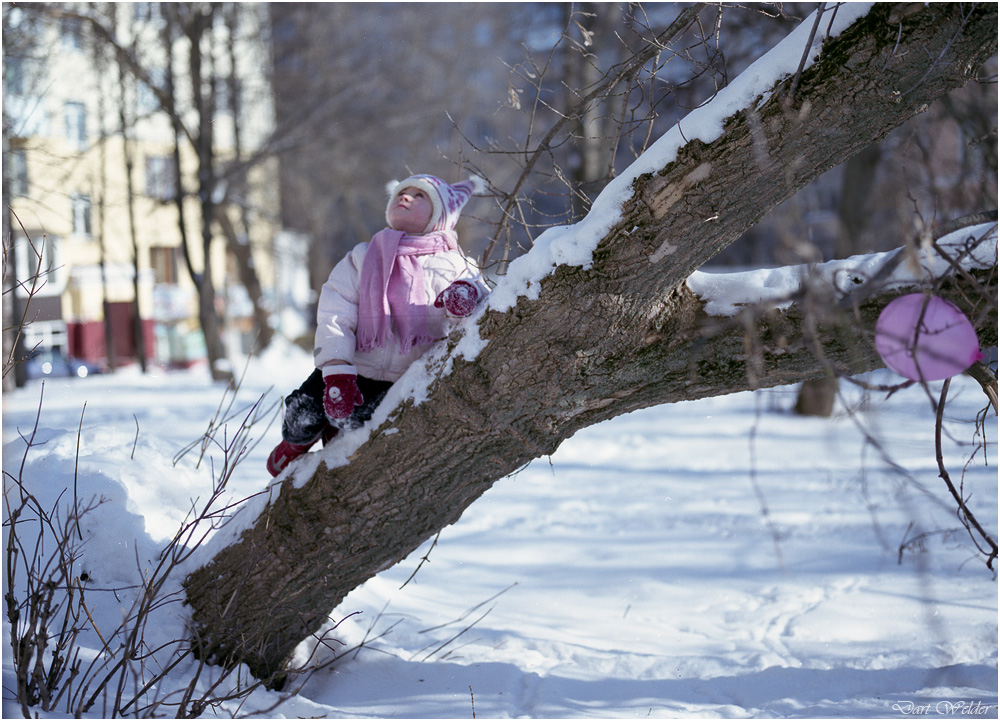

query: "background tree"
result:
(214, 2), (274, 353)
(268, 3), (558, 306)
(182, 3), (998, 684)
(1, 6), (45, 391)
(18, 1), (283, 381)
(110, 4), (149, 373)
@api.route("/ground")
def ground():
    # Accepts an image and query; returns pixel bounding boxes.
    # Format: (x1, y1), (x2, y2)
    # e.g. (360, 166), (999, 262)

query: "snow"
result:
(687, 223), (999, 317)
(3, 340), (997, 718)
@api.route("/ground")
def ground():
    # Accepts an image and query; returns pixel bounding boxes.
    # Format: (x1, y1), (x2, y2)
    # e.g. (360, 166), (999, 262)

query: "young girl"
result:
(267, 174), (488, 476)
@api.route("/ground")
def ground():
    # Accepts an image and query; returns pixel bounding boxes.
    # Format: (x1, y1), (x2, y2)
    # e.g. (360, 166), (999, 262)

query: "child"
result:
(267, 174), (488, 476)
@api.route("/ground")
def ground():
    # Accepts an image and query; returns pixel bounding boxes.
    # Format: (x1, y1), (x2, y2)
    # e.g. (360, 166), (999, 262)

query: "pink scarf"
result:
(357, 228), (458, 355)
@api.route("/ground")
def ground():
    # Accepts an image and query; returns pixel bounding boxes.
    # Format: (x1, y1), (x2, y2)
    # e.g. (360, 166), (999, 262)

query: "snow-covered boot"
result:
(266, 438), (315, 477)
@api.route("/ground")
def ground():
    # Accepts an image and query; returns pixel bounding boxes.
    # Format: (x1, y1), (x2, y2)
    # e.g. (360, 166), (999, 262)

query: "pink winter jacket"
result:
(314, 241), (488, 382)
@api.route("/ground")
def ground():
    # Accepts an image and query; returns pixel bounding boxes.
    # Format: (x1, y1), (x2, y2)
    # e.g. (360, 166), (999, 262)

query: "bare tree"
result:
(112, 5), (149, 373)
(472, 3), (740, 272)
(17, 2), (283, 381)
(182, 3), (998, 684)
(3, 5), (54, 389)
(215, 2), (274, 353)
(268, 3), (548, 293)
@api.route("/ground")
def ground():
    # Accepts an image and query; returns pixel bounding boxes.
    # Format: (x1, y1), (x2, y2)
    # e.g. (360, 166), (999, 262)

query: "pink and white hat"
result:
(386, 174), (485, 233)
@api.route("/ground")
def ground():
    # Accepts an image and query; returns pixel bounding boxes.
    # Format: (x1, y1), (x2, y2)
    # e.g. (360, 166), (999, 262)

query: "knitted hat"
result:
(386, 174), (485, 233)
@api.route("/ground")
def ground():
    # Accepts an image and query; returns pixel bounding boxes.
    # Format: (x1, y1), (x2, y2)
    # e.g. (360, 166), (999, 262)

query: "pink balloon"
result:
(875, 293), (982, 381)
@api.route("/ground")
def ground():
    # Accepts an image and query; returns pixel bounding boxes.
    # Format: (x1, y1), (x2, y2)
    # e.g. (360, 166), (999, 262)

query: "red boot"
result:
(266, 438), (315, 477)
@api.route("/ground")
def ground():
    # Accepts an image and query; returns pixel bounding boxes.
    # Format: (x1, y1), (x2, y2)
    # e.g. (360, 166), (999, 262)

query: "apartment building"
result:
(3, 3), (284, 377)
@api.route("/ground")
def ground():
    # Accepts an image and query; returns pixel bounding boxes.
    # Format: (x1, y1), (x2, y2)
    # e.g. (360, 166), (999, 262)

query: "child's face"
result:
(388, 186), (434, 234)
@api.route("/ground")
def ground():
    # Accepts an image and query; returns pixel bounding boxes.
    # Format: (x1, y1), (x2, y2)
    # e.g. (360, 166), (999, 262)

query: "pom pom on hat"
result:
(386, 174), (485, 233)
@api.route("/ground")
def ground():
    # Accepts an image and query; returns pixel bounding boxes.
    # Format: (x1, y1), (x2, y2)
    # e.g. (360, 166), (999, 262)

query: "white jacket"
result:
(314, 241), (487, 382)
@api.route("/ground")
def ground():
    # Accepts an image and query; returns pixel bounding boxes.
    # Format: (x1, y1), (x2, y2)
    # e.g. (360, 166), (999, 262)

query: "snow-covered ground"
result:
(3, 341), (996, 718)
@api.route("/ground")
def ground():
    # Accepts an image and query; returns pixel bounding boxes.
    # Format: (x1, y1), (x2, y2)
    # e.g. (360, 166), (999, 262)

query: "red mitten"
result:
(434, 280), (479, 317)
(323, 373), (363, 421)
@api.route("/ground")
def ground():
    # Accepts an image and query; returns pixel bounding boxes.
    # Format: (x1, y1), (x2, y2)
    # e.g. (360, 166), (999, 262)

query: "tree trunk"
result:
(215, 208), (275, 351)
(116, 14), (147, 373)
(565, 2), (621, 221)
(93, 20), (118, 373)
(795, 140), (884, 415)
(188, 4), (233, 384)
(217, 4), (275, 353)
(183, 3), (999, 683)
(1, 129), (28, 389)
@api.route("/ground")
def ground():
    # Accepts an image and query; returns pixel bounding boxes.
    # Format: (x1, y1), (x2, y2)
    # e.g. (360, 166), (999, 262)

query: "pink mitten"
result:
(434, 280), (479, 317)
(323, 373), (363, 421)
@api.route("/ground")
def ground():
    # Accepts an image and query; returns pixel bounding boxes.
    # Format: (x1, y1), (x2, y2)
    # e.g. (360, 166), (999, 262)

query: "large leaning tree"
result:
(184, 3), (998, 683)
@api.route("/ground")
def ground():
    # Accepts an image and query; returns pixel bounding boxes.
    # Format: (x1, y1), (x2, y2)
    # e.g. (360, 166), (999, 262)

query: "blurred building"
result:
(3, 3), (287, 379)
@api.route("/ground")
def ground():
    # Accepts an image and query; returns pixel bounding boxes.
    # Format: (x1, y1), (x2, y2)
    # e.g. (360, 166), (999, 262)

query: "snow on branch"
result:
(687, 222), (999, 317)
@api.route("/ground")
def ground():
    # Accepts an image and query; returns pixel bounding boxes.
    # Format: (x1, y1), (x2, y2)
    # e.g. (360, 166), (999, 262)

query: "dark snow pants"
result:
(281, 368), (393, 445)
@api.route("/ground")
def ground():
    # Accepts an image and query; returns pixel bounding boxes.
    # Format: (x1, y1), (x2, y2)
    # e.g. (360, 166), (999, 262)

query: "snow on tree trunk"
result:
(183, 3), (999, 683)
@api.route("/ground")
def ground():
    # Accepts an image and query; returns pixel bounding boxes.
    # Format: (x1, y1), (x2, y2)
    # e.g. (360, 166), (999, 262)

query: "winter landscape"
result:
(4, 2), (997, 718)
(2, 338), (997, 718)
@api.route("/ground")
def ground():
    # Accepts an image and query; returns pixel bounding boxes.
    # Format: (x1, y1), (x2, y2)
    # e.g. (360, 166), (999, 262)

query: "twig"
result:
(418, 582), (518, 635)
(417, 605), (493, 662)
(399, 531), (440, 589)
(5, 376), (296, 717)
(749, 393), (785, 569)
(73, 402), (87, 541)
(77, 579), (113, 658)
(3, 212), (49, 378)
(131, 414), (140, 459)
(934, 379), (998, 569)
(965, 362), (998, 415)
(784, 3), (826, 107)
(479, 3), (706, 268)
(897, 523), (962, 564)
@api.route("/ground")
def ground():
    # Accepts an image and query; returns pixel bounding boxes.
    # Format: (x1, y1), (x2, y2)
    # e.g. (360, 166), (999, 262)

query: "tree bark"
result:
(183, 3), (999, 683)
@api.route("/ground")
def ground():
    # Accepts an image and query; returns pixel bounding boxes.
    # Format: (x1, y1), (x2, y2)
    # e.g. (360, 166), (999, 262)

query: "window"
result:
(149, 246), (179, 284)
(64, 101), (87, 150)
(71, 193), (91, 237)
(145, 155), (176, 201)
(15, 233), (63, 297)
(137, 81), (156, 116)
(5, 55), (24, 96)
(9, 149), (28, 196)
(215, 76), (234, 115)
(137, 68), (165, 116)
(23, 322), (69, 352)
(134, 3), (162, 23)
(4, 58), (48, 136)
(61, 17), (84, 50)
